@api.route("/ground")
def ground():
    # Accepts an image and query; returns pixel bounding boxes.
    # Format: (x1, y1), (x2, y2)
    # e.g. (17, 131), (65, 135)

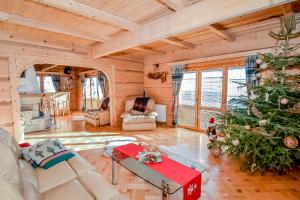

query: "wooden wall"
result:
(114, 63), (144, 126)
(0, 41), (144, 141)
(0, 57), (14, 133)
(144, 28), (300, 126)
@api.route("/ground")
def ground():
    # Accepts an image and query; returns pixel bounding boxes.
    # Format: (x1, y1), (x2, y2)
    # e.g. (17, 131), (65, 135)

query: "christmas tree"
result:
(209, 14), (300, 174)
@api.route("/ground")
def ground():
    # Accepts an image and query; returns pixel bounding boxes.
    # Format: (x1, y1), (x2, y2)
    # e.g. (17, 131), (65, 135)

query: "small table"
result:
(105, 143), (207, 200)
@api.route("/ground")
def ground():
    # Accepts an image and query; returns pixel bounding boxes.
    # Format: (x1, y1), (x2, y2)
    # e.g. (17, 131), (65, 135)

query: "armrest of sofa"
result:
(120, 112), (132, 119)
(147, 111), (158, 117)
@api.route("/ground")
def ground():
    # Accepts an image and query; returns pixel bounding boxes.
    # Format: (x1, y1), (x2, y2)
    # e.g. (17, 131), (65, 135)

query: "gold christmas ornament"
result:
(232, 139), (240, 146)
(283, 136), (299, 149)
(244, 125), (251, 130)
(249, 90), (258, 100)
(210, 146), (222, 157)
(280, 98), (289, 105)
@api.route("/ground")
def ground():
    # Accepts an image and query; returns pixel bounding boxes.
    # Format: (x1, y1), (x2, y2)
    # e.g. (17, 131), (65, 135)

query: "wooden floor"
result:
(26, 115), (300, 200)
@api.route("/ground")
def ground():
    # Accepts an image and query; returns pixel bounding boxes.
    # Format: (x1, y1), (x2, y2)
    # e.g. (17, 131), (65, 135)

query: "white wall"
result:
(18, 66), (41, 94)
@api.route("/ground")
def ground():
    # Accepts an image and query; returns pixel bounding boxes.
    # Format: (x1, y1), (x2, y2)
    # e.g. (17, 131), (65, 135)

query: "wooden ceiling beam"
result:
(0, 11), (109, 42)
(156, 0), (186, 11)
(208, 24), (236, 41)
(41, 65), (59, 72)
(162, 37), (195, 49)
(0, 31), (88, 52)
(131, 46), (164, 55)
(32, 0), (138, 31)
(92, 0), (293, 58)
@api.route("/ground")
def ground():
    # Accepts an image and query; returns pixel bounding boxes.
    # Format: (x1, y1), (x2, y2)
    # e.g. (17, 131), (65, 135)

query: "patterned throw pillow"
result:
(26, 139), (75, 169)
(21, 148), (38, 169)
(101, 97), (110, 110)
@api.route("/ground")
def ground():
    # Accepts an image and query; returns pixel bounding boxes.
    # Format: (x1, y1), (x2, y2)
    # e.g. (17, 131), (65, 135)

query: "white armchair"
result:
(121, 98), (158, 131)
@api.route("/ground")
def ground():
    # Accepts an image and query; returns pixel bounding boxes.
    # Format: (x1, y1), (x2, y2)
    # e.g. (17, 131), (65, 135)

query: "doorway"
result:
(178, 59), (246, 131)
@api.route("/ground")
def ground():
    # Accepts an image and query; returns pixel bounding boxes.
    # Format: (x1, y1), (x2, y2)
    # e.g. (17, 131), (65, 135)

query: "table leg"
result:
(162, 180), (170, 200)
(112, 159), (118, 185)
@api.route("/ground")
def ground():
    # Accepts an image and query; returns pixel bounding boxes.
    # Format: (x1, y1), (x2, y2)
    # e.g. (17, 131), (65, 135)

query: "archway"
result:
(13, 55), (116, 141)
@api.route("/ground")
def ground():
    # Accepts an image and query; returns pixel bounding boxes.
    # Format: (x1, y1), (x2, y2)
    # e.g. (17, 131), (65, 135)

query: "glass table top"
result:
(105, 145), (207, 194)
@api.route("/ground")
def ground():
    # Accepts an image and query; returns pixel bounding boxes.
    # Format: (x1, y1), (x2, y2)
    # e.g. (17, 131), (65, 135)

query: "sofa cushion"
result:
(123, 115), (156, 124)
(42, 179), (94, 200)
(0, 142), (22, 192)
(26, 139), (75, 169)
(36, 161), (77, 193)
(79, 170), (119, 200)
(22, 179), (42, 200)
(19, 159), (39, 189)
(67, 151), (95, 175)
(0, 127), (21, 158)
(0, 177), (24, 200)
(110, 194), (130, 200)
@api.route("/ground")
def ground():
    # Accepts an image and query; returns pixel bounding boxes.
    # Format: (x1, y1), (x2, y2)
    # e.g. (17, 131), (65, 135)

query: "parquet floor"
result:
(26, 115), (300, 200)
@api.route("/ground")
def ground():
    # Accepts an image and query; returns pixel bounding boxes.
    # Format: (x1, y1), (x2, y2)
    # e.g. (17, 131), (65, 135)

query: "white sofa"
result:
(121, 98), (158, 131)
(0, 128), (128, 200)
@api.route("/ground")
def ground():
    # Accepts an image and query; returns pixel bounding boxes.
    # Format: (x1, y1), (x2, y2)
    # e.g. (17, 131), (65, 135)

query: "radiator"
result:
(155, 104), (167, 122)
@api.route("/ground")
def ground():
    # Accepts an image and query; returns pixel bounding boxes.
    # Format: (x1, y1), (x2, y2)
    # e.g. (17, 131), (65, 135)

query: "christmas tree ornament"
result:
(260, 62), (268, 69)
(207, 118), (217, 142)
(256, 58), (263, 65)
(210, 146), (222, 157)
(249, 90), (258, 100)
(259, 119), (268, 126)
(280, 98), (289, 105)
(256, 73), (262, 78)
(252, 127), (276, 137)
(265, 93), (269, 102)
(244, 125), (251, 130)
(283, 136), (299, 149)
(232, 139), (240, 146)
(251, 105), (262, 118)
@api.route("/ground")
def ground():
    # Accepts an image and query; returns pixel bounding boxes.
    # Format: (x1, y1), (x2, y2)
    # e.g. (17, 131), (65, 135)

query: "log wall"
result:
(0, 41), (144, 141)
(144, 28), (300, 126)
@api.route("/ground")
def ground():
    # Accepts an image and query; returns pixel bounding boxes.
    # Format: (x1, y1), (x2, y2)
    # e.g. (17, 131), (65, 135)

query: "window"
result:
(227, 67), (247, 108)
(84, 77), (103, 100)
(36, 75), (41, 88)
(201, 69), (223, 109)
(178, 72), (197, 127)
(43, 76), (56, 93)
(179, 73), (196, 106)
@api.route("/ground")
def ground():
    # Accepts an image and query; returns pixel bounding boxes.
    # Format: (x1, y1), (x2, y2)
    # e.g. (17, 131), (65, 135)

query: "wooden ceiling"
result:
(0, 0), (299, 62)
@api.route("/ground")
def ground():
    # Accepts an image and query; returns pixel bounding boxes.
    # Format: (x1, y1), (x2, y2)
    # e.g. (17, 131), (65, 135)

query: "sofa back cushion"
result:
(0, 142), (22, 192)
(125, 98), (155, 112)
(19, 160), (41, 200)
(0, 177), (24, 200)
(0, 128), (21, 158)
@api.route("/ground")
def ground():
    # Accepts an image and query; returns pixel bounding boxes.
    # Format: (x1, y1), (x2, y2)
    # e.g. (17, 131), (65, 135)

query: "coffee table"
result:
(105, 144), (207, 200)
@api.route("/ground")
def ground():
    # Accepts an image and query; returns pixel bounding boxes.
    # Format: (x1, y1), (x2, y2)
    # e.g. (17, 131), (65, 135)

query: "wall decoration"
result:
(147, 63), (169, 83)
(62, 76), (73, 90)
